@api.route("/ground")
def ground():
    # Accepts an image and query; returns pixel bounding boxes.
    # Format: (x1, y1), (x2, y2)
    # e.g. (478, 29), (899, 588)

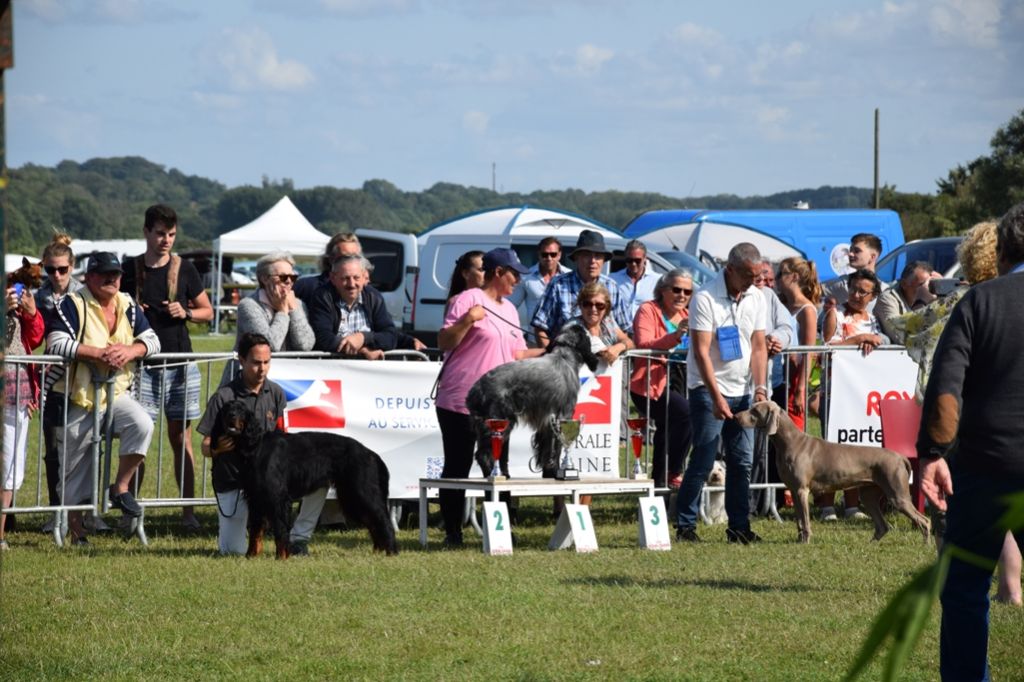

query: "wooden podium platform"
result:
(417, 477), (654, 546)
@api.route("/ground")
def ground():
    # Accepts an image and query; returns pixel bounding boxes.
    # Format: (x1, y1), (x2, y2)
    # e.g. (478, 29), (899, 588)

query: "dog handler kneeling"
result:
(197, 333), (286, 555)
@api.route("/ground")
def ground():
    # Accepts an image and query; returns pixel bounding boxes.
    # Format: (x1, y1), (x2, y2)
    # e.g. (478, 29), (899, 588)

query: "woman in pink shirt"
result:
(434, 248), (544, 547)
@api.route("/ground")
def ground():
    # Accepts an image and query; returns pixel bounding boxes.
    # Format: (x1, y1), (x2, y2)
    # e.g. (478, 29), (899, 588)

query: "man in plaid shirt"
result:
(531, 230), (632, 347)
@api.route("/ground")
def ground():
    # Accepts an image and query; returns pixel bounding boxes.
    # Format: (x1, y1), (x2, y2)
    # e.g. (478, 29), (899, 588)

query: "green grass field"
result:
(2, 333), (1021, 680)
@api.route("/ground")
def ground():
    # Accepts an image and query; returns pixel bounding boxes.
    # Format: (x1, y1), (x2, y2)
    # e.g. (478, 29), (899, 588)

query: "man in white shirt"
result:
(508, 237), (569, 334)
(609, 239), (660, 322)
(675, 243), (769, 544)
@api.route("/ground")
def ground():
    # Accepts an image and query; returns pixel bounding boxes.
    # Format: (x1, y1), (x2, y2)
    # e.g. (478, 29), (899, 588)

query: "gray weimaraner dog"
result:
(733, 400), (930, 544)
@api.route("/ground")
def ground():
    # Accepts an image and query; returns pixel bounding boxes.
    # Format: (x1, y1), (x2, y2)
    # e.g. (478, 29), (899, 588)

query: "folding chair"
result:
(878, 399), (926, 513)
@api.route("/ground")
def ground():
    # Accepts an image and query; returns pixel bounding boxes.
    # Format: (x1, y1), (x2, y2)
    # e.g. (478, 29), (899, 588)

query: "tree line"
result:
(7, 109), (1022, 256)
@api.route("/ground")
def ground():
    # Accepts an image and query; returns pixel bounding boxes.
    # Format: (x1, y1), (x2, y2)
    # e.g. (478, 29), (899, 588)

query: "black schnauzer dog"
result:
(215, 400), (398, 558)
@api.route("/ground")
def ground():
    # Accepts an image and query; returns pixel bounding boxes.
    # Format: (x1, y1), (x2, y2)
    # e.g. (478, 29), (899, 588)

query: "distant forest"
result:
(9, 105), (1023, 258)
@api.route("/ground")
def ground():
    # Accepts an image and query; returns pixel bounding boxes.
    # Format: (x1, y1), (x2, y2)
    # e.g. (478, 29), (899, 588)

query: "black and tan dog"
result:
(214, 400), (398, 558)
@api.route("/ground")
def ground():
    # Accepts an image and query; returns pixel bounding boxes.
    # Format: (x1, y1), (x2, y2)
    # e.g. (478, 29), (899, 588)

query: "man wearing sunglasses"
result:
(121, 204), (213, 530)
(609, 239), (660, 321)
(507, 237), (570, 337)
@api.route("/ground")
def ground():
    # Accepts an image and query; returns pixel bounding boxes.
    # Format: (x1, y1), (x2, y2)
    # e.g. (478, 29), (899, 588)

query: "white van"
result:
(358, 205), (677, 346)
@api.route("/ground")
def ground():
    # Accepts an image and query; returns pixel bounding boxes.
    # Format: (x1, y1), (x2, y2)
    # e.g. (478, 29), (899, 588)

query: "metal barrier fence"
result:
(3, 344), (912, 546)
(622, 344), (914, 525)
(1, 349), (434, 547)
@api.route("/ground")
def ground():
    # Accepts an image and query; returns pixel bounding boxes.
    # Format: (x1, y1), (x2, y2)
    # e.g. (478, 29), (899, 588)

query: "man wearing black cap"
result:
(43, 252), (161, 545)
(531, 230), (632, 347)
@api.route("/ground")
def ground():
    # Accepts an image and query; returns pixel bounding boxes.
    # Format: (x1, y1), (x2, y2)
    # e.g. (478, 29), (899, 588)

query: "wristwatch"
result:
(754, 384), (770, 395)
(184, 308), (193, 321)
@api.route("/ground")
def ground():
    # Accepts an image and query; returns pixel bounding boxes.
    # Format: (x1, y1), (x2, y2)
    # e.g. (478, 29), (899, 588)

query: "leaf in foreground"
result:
(845, 551), (950, 682)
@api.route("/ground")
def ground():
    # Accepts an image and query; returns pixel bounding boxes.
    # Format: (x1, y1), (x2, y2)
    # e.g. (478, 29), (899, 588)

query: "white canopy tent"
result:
(212, 195), (329, 333)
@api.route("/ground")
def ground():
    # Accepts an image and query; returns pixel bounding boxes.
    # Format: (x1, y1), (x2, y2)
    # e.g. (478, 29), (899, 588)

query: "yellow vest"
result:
(63, 289), (138, 411)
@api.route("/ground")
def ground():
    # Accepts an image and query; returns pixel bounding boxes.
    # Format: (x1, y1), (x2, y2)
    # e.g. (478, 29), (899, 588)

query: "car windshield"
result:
(655, 251), (717, 286)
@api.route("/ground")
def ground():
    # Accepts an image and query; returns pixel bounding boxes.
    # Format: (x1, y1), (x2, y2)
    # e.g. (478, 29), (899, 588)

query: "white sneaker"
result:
(845, 507), (869, 521)
(820, 507), (838, 522)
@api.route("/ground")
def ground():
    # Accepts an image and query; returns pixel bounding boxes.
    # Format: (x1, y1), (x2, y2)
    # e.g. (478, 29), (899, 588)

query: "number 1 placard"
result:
(548, 503), (598, 552)
(638, 496), (671, 550)
(482, 501), (514, 555)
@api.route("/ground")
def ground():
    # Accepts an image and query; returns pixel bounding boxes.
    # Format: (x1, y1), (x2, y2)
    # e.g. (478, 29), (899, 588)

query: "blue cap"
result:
(483, 248), (529, 274)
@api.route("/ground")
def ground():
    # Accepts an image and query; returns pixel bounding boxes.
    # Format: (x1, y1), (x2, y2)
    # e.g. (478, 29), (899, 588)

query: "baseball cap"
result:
(482, 248), (529, 274)
(86, 252), (124, 275)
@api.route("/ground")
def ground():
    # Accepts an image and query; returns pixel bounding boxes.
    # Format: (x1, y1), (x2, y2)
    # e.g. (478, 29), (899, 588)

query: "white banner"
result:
(268, 359), (623, 499)
(825, 349), (918, 445)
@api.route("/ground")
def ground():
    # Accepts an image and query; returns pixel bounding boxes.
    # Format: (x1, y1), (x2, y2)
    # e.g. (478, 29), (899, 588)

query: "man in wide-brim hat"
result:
(531, 229), (632, 347)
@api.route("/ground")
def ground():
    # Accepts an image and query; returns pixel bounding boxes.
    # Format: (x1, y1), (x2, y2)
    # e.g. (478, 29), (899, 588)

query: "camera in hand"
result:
(928, 278), (964, 297)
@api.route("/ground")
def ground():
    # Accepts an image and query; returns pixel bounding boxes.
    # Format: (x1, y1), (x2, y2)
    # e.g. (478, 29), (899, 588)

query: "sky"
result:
(9, 0), (1024, 199)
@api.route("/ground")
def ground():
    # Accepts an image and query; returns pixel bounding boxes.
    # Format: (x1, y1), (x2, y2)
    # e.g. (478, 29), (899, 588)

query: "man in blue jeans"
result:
(918, 202), (1024, 681)
(675, 243), (768, 544)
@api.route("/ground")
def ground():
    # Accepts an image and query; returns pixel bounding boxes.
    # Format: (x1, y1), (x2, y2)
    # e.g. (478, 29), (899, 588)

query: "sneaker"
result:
(71, 536), (90, 547)
(109, 487), (142, 518)
(675, 526), (701, 542)
(288, 541), (310, 557)
(819, 507), (839, 523)
(726, 527), (762, 545)
(844, 508), (870, 521)
(667, 474), (683, 490)
(0, 539), (9, 551)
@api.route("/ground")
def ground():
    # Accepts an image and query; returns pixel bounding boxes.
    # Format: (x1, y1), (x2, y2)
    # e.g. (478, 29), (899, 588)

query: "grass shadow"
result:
(562, 573), (820, 593)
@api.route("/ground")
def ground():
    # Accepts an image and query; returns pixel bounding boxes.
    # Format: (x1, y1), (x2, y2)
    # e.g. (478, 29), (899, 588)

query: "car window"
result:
(360, 236), (406, 293)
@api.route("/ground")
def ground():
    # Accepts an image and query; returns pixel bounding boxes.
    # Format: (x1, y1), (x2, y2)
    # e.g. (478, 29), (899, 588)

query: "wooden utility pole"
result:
(492, 162), (496, 193)
(874, 108), (880, 209)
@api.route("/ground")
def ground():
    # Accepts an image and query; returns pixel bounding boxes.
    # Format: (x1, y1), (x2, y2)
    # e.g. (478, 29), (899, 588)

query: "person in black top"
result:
(918, 201), (1024, 680)
(121, 204), (213, 529)
(197, 333), (285, 555)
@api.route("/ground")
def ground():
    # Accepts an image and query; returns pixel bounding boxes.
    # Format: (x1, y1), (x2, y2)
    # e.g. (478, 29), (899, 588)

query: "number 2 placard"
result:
(482, 501), (514, 555)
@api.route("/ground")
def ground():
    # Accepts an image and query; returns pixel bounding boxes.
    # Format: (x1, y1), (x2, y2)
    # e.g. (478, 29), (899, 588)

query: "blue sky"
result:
(9, 0), (1024, 198)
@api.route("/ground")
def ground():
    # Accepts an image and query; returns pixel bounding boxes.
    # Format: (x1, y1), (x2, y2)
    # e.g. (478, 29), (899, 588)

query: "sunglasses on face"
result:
(671, 286), (693, 295)
(539, 252), (560, 259)
(45, 265), (70, 275)
(269, 274), (299, 284)
(625, 258), (644, 265)
(580, 300), (607, 311)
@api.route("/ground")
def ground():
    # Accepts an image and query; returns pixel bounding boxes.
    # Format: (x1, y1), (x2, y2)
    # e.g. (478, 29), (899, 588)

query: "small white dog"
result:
(704, 460), (727, 524)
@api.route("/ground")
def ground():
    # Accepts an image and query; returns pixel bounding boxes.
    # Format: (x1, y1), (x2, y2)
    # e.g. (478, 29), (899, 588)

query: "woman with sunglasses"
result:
(230, 252), (314, 377)
(816, 267), (886, 522)
(435, 248), (545, 547)
(628, 268), (694, 489)
(34, 233), (83, 522)
(570, 282), (634, 367)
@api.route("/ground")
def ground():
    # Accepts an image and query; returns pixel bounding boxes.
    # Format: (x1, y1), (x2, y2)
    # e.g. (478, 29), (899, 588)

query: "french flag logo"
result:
(278, 378), (346, 430)
(574, 376), (612, 425)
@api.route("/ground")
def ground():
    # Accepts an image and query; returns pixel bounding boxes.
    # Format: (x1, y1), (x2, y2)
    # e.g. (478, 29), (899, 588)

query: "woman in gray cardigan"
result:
(236, 251), (315, 352)
(222, 252), (314, 384)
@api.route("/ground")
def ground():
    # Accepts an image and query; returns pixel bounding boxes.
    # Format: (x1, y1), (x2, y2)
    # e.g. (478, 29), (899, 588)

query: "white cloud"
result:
(22, 0), (194, 23)
(463, 110), (489, 135)
(670, 22), (724, 49)
(929, 0), (1001, 49)
(207, 27), (314, 92)
(574, 44), (614, 74)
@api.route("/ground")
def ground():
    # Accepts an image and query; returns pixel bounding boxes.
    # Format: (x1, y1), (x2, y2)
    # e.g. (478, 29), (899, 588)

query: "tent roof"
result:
(213, 196), (329, 257)
(421, 205), (621, 240)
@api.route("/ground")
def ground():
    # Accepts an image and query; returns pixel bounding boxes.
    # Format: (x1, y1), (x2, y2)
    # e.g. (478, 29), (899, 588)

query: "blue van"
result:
(624, 209), (905, 279)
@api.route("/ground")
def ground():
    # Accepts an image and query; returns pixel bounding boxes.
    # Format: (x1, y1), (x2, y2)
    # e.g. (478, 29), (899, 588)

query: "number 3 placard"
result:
(483, 501), (514, 555)
(638, 496), (671, 550)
